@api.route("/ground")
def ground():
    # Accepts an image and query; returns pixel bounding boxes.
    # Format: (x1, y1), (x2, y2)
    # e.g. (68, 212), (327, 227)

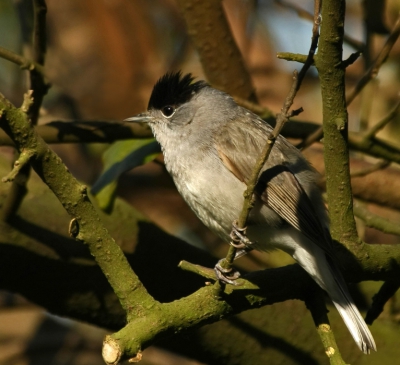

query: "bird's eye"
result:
(161, 105), (175, 118)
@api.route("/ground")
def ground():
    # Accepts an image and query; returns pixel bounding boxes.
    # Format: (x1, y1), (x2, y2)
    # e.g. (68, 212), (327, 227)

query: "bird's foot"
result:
(214, 221), (254, 285)
(214, 259), (241, 285)
(229, 220), (254, 250)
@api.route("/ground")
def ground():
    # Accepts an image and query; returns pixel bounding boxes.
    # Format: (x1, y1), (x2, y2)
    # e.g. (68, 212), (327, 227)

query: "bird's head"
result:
(125, 71), (208, 129)
(125, 71), (239, 140)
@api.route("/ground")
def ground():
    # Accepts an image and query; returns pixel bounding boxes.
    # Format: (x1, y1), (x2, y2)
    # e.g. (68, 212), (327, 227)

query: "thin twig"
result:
(278, 45), (361, 70)
(350, 160), (390, 178)
(240, 0), (320, 226)
(296, 124), (323, 149)
(297, 15), (400, 150)
(32, 0), (47, 65)
(29, 0), (49, 126)
(346, 15), (400, 105)
(349, 132), (400, 164)
(353, 199), (400, 236)
(277, 52), (309, 64)
(178, 260), (219, 281)
(233, 97), (274, 119)
(366, 280), (400, 325)
(1, 0), (50, 222)
(359, 6), (385, 136)
(320, 159), (391, 185)
(219, 0), (322, 273)
(301, 99), (400, 151)
(275, 0), (364, 52)
(341, 51), (362, 68)
(0, 45), (46, 75)
(1, 150), (35, 183)
(363, 99), (400, 141)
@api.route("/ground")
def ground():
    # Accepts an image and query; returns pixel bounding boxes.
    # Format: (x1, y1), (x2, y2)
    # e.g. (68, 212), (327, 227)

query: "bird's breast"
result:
(164, 149), (246, 240)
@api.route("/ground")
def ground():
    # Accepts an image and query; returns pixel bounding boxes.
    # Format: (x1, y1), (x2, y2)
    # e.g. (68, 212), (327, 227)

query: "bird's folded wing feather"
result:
(214, 118), (332, 254)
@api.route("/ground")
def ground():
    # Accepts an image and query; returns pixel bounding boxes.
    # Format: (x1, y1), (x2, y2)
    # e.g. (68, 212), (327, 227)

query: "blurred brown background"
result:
(0, 0), (400, 364)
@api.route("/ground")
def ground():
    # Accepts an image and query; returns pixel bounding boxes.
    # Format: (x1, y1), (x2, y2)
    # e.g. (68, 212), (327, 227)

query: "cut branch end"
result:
(102, 336), (122, 365)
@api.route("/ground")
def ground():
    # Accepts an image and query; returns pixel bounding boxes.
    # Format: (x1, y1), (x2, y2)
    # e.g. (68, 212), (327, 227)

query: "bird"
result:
(125, 71), (376, 354)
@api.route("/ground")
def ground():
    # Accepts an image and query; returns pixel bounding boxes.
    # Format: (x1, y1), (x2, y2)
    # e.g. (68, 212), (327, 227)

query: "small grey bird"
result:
(125, 71), (376, 354)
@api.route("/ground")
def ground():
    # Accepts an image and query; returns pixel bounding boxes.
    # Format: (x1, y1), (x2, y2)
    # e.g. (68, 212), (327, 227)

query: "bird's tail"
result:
(291, 240), (376, 354)
(325, 257), (376, 354)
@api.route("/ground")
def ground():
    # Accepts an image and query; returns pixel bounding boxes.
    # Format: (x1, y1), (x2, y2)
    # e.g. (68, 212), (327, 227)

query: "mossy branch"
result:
(1, 149), (36, 183)
(315, 0), (358, 243)
(277, 52), (309, 64)
(100, 233), (400, 363)
(306, 293), (347, 365)
(1, 161), (400, 363)
(0, 94), (155, 316)
(1, 0), (51, 222)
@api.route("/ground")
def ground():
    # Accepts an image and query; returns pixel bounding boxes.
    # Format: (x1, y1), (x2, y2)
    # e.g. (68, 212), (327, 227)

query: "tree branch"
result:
(1, 0), (51, 222)
(296, 15), (400, 151)
(1, 154), (400, 362)
(362, 99), (400, 141)
(277, 52), (309, 64)
(0, 45), (46, 74)
(0, 94), (155, 317)
(353, 200), (400, 236)
(275, 0), (365, 52)
(32, 0), (47, 65)
(346, 15), (400, 105)
(350, 160), (390, 178)
(233, 97), (274, 119)
(366, 280), (400, 325)
(348, 132), (400, 164)
(315, 0), (358, 244)
(1, 149), (35, 183)
(306, 293), (347, 365)
(0, 120), (153, 146)
(256, 1), (322, 198)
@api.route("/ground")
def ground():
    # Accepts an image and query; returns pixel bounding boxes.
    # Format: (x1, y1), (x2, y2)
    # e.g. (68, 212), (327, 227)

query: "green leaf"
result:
(91, 139), (161, 212)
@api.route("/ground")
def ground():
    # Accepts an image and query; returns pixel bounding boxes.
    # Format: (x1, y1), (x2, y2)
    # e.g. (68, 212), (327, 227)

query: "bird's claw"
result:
(215, 259), (241, 285)
(229, 220), (253, 250)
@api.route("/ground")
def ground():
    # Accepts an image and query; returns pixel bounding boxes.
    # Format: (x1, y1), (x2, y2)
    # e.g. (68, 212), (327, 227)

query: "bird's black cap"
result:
(148, 71), (207, 110)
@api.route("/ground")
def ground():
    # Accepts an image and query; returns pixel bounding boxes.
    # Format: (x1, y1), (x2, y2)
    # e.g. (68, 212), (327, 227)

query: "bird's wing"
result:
(214, 117), (332, 254)
(256, 166), (331, 249)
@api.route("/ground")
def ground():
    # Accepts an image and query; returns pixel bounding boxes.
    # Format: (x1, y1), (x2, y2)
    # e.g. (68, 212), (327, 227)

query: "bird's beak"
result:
(124, 112), (153, 123)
